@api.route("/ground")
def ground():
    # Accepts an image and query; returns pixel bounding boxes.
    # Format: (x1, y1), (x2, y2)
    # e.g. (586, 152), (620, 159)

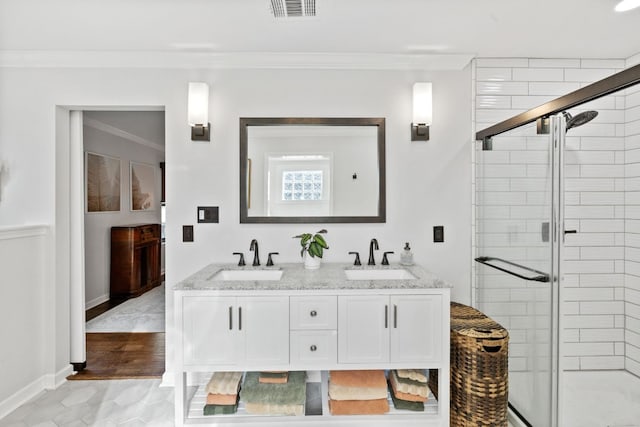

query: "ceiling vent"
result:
(270, 0), (316, 18)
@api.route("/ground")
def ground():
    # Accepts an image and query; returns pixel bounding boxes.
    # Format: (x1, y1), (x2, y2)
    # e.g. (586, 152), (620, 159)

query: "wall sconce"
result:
(412, 82), (432, 141)
(188, 82), (210, 141)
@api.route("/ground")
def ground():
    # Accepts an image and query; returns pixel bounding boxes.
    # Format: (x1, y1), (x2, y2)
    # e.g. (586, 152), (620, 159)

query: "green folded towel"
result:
(241, 371), (306, 405)
(389, 382), (424, 412)
(203, 402), (238, 416)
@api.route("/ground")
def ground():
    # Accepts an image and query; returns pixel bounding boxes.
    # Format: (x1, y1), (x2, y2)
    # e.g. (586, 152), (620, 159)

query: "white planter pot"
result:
(304, 253), (322, 270)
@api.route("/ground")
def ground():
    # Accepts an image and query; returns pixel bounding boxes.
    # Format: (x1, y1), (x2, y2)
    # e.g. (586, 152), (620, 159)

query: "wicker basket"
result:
(428, 302), (509, 427)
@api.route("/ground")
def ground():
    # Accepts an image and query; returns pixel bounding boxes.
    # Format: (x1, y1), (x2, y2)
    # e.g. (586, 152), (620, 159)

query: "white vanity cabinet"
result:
(337, 294), (442, 364)
(182, 295), (289, 369)
(174, 263), (451, 427)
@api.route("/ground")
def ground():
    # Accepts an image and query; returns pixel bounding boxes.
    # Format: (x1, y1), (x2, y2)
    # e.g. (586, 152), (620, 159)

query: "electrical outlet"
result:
(433, 225), (444, 243)
(183, 225), (194, 242)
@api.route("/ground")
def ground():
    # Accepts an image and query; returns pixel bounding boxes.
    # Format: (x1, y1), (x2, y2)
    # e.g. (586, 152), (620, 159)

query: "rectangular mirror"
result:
(240, 117), (386, 223)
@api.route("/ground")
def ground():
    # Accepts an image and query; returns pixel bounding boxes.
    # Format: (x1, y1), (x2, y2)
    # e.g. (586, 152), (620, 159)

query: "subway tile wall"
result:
(474, 57), (628, 372)
(626, 53), (640, 378)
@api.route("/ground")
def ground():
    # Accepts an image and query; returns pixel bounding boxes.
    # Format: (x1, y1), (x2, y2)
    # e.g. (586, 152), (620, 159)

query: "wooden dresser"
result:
(110, 223), (161, 298)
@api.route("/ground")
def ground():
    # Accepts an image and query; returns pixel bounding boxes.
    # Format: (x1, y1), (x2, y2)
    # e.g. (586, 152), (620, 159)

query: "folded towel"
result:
(203, 400), (238, 416)
(259, 371), (289, 384)
(329, 370), (387, 389)
(388, 379), (427, 403)
(396, 369), (427, 384)
(328, 382), (388, 401)
(245, 402), (304, 416)
(241, 371), (306, 406)
(390, 370), (428, 398)
(205, 372), (243, 395)
(206, 393), (238, 406)
(328, 398), (389, 415)
(389, 382), (424, 412)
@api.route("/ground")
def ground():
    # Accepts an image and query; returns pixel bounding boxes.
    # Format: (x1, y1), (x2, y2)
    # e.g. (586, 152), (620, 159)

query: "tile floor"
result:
(0, 379), (174, 427)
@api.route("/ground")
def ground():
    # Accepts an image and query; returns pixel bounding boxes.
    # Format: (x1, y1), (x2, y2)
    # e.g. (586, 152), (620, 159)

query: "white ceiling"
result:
(1, 0), (639, 61)
(84, 111), (165, 149)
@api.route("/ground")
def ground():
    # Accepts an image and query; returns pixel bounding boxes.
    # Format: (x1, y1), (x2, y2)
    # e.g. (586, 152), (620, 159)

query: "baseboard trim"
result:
(85, 294), (109, 310)
(0, 364), (72, 420)
(161, 371), (174, 387)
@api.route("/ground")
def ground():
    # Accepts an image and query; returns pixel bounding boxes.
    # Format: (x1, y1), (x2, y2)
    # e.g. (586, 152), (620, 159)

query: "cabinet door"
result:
(182, 296), (239, 366)
(239, 296), (289, 367)
(389, 294), (443, 363)
(338, 295), (389, 363)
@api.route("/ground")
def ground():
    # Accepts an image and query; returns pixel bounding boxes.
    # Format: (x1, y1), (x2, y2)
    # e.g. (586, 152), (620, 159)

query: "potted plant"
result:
(293, 229), (329, 269)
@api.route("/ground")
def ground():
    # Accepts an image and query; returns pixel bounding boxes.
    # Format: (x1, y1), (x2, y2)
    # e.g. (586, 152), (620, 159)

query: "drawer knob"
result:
(310, 310), (317, 317)
(310, 345), (317, 352)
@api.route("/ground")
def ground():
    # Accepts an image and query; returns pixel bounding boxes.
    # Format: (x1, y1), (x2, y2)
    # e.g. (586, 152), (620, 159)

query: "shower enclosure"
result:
(474, 64), (640, 427)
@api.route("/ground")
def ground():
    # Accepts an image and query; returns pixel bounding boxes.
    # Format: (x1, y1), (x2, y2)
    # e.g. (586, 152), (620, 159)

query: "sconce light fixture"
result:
(412, 82), (432, 141)
(188, 82), (210, 141)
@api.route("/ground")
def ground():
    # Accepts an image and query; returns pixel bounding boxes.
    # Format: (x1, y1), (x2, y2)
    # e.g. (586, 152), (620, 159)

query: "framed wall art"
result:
(85, 152), (121, 213)
(130, 161), (156, 211)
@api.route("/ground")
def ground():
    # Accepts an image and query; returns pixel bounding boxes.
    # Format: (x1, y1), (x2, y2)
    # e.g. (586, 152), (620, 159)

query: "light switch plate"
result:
(433, 225), (444, 243)
(197, 206), (219, 223)
(183, 225), (194, 242)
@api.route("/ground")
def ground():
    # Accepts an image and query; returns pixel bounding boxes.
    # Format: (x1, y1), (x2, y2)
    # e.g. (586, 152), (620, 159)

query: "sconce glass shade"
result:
(188, 82), (209, 126)
(412, 82), (432, 141)
(412, 82), (432, 125)
(188, 82), (210, 141)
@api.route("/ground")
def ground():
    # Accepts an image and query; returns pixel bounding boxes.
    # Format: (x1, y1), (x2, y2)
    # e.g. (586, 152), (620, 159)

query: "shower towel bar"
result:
(475, 256), (549, 282)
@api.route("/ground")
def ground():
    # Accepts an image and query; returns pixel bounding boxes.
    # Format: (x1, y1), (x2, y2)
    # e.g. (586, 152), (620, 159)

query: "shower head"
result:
(562, 110), (599, 130)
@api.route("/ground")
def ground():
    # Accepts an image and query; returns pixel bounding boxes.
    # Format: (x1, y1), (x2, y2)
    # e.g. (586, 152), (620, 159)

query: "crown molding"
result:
(0, 50), (474, 70)
(83, 117), (164, 152)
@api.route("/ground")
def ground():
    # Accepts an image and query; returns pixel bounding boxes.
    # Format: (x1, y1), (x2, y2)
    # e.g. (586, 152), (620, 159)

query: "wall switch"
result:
(183, 225), (194, 242)
(433, 225), (444, 243)
(197, 206), (219, 223)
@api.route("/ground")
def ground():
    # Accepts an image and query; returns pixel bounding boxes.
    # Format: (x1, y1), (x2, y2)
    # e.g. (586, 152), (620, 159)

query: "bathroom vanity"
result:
(173, 262), (451, 426)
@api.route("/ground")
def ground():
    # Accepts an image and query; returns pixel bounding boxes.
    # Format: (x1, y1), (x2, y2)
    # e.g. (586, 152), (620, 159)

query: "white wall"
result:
(83, 118), (164, 308)
(0, 65), (472, 405)
(0, 226), (62, 419)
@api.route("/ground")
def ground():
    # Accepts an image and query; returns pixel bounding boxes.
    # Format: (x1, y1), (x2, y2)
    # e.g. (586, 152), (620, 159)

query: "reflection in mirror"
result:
(240, 118), (385, 224)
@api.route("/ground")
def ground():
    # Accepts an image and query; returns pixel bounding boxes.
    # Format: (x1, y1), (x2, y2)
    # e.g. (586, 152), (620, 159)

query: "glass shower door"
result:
(475, 116), (563, 426)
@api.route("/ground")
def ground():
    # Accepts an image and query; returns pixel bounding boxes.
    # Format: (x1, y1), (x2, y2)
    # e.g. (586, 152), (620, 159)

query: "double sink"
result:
(209, 267), (417, 282)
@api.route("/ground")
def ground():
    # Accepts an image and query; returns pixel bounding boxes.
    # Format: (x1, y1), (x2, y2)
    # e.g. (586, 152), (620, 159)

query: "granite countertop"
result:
(174, 262), (451, 291)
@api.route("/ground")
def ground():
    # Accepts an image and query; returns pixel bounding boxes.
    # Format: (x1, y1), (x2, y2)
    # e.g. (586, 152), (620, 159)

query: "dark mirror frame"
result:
(239, 117), (386, 224)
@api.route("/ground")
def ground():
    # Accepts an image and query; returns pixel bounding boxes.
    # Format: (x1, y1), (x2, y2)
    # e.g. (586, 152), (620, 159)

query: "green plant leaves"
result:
(293, 229), (329, 258)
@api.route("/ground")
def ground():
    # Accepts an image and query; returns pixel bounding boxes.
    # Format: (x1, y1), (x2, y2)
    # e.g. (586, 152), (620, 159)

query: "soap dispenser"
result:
(400, 242), (414, 266)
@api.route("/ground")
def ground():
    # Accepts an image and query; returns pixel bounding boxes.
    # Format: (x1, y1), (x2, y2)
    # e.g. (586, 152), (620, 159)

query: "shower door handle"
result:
(564, 229), (577, 234)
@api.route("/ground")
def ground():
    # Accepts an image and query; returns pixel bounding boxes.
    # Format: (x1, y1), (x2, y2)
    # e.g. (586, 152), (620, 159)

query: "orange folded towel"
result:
(329, 398), (389, 415)
(206, 393), (238, 405)
(259, 371), (289, 384)
(329, 370), (387, 389)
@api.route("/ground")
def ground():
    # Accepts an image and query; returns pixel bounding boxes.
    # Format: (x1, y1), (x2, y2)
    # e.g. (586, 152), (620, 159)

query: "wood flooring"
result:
(68, 332), (165, 380)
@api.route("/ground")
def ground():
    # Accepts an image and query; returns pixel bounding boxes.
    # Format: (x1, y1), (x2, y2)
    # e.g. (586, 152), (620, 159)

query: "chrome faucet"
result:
(368, 238), (379, 266)
(249, 239), (260, 266)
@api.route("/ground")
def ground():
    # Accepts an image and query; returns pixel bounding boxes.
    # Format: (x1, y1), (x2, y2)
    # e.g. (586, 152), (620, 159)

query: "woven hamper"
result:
(428, 302), (509, 427)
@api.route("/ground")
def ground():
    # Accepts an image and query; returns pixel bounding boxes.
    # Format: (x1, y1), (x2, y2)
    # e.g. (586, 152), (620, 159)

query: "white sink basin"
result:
(344, 269), (417, 281)
(210, 269), (283, 281)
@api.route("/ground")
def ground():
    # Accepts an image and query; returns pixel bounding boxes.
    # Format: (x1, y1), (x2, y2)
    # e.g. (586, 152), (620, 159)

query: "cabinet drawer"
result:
(290, 330), (337, 365)
(290, 296), (337, 330)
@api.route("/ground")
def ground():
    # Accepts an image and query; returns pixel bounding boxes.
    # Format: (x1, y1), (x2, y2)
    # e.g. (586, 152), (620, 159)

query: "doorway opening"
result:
(65, 109), (166, 380)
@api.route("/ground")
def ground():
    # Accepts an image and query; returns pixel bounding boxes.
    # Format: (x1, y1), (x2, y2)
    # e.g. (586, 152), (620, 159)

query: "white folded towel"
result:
(205, 372), (243, 395)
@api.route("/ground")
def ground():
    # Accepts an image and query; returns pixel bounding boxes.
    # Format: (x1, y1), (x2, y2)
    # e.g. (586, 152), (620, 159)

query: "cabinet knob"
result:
(310, 310), (317, 317)
(310, 345), (317, 352)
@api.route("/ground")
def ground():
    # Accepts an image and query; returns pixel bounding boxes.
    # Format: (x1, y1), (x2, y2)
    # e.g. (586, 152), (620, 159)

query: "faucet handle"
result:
(382, 251), (394, 266)
(266, 252), (279, 267)
(232, 252), (246, 266)
(348, 251), (361, 266)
